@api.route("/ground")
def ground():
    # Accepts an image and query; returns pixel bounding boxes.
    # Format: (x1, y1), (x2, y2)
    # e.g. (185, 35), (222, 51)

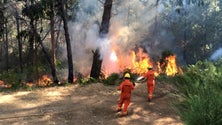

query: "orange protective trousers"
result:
(118, 96), (130, 112)
(143, 70), (155, 100)
(147, 80), (155, 100)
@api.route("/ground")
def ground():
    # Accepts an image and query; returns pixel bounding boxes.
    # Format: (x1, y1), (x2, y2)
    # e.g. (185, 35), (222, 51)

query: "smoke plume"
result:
(210, 48), (222, 61)
(69, 0), (165, 76)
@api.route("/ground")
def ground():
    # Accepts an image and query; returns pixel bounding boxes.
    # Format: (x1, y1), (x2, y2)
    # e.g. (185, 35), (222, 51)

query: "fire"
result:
(103, 47), (180, 76)
(74, 77), (78, 83)
(21, 75), (53, 87)
(0, 80), (12, 88)
(25, 82), (35, 87)
(130, 48), (153, 74)
(38, 75), (53, 87)
(165, 55), (178, 76)
(110, 50), (118, 62)
(104, 48), (153, 75)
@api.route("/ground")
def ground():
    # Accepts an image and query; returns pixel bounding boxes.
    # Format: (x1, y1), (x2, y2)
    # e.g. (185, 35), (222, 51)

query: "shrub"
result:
(177, 86), (222, 125)
(103, 73), (120, 85)
(173, 60), (222, 125)
(0, 70), (24, 90)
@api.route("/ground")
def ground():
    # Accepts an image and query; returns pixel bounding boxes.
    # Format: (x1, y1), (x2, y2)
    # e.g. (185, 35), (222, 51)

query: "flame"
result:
(110, 50), (118, 62)
(103, 48), (154, 75)
(130, 48), (153, 74)
(38, 75), (53, 87)
(0, 80), (4, 85)
(165, 55), (178, 76)
(103, 47), (180, 77)
(26, 82), (35, 87)
(74, 77), (78, 83)
(0, 80), (12, 88)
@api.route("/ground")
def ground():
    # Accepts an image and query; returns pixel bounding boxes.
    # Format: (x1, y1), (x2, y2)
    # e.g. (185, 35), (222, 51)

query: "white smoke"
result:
(210, 48), (222, 61)
(69, 0), (158, 76)
(69, 0), (102, 76)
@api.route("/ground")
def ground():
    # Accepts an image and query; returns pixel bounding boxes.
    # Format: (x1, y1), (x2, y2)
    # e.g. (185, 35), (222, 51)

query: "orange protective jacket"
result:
(143, 70), (155, 83)
(118, 79), (134, 98)
(118, 79), (134, 112)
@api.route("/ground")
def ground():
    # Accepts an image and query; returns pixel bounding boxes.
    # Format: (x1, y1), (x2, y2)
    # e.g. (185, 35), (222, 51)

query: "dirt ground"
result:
(0, 81), (184, 125)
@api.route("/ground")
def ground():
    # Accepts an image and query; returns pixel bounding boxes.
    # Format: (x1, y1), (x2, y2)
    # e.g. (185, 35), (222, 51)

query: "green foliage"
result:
(0, 62), (53, 91)
(177, 89), (222, 125)
(155, 73), (173, 82)
(170, 60), (222, 125)
(22, 2), (44, 20)
(0, 70), (24, 90)
(56, 59), (65, 69)
(77, 77), (98, 86)
(102, 72), (138, 86)
(23, 84), (35, 91)
(103, 73), (120, 85)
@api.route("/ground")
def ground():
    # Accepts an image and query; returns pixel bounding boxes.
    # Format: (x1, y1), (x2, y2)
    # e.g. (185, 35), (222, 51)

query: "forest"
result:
(0, 0), (222, 125)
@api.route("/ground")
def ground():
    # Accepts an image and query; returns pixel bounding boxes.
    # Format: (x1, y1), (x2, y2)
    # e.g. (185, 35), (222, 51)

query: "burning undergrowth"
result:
(73, 48), (182, 86)
(102, 48), (182, 77)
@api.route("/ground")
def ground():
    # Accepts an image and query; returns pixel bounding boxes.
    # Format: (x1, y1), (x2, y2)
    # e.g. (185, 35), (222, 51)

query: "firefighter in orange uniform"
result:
(117, 73), (134, 116)
(143, 67), (155, 102)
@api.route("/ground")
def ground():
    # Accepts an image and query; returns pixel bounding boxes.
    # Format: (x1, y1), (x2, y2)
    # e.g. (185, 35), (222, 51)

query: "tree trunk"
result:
(0, 10), (2, 63)
(5, 18), (9, 71)
(27, 18), (35, 65)
(50, 0), (58, 84)
(16, 11), (23, 73)
(90, 0), (113, 79)
(60, 0), (73, 83)
(99, 0), (113, 36)
(34, 21), (39, 84)
(39, 39), (58, 84)
(55, 19), (62, 53)
(34, 37), (39, 84)
(90, 49), (102, 79)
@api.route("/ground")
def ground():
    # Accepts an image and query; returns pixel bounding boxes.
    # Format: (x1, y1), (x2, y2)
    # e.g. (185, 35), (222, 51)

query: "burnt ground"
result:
(0, 82), (183, 125)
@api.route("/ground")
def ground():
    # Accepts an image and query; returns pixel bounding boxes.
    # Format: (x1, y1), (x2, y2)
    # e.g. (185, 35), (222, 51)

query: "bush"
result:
(0, 70), (24, 90)
(77, 77), (98, 86)
(177, 87), (222, 125)
(172, 60), (222, 125)
(103, 73), (120, 85)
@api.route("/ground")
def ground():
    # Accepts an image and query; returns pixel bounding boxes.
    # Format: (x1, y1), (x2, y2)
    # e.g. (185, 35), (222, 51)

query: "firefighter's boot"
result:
(116, 107), (122, 112)
(148, 98), (151, 102)
(121, 111), (127, 116)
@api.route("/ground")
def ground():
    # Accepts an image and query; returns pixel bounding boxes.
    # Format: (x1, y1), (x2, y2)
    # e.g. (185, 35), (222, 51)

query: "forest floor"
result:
(0, 81), (184, 125)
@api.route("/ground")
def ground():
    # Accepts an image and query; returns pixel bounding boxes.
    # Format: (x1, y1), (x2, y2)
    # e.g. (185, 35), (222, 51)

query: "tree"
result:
(0, 9), (3, 63)
(41, 0), (59, 84)
(4, 17), (9, 71)
(0, 0), (9, 71)
(58, 0), (73, 83)
(90, 0), (113, 79)
(21, 0), (62, 84)
(49, 0), (59, 84)
(22, 0), (45, 82)
(15, 8), (23, 73)
(0, 6), (3, 41)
